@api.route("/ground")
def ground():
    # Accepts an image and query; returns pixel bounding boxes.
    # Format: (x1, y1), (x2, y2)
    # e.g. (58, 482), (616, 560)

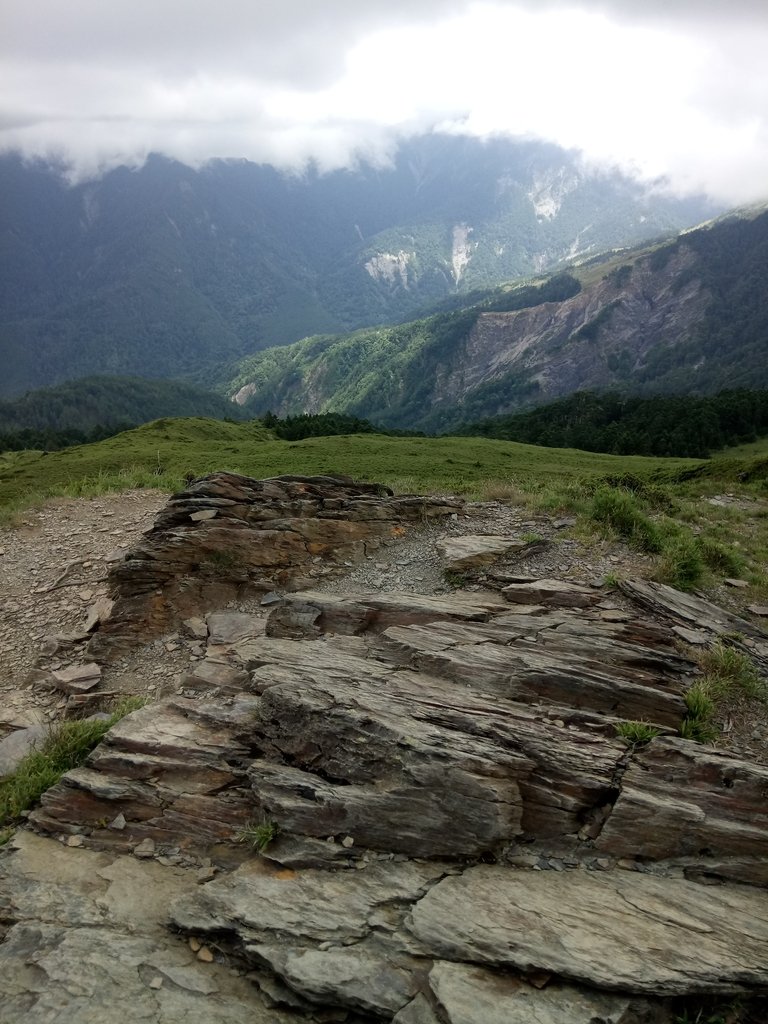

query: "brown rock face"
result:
(88, 473), (461, 657)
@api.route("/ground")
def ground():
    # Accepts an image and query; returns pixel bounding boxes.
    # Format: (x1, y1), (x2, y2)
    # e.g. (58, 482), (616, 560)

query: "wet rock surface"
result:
(2, 476), (768, 1023)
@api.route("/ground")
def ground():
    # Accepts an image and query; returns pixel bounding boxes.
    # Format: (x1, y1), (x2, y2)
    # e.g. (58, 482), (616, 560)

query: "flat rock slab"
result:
(206, 611), (265, 645)
(407, 865), (768, 996)
(502, 579), (599, 608)
(0, 725), (48, 778)
(0, 832), (300, 1024)
(437, 535), (530, 571)
(171, 859), (444, 946)
(425, 962), (642, 1024)
(265, 589), (509, 638)
(83, 596), (114, 632)
(50, 661), (102, 693)
(183, 658), (250, 693)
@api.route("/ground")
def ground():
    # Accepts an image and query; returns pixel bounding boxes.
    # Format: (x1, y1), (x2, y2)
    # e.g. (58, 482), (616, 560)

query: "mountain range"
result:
(0, 135), (716, 399)
(230, 207), (768, 432)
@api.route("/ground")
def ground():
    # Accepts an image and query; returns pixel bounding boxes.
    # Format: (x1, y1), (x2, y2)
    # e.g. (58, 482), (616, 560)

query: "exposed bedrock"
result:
(13, 482), (768, 1022)
(28, 582), (768, 1020)
(88, 472), (462, 656)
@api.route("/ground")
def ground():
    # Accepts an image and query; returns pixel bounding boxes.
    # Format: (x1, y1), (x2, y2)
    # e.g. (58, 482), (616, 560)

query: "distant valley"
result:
(0, 134), (715, 398)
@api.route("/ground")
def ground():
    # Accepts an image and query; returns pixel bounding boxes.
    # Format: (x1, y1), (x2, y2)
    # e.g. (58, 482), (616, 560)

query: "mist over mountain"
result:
(0, 134), (716, 398)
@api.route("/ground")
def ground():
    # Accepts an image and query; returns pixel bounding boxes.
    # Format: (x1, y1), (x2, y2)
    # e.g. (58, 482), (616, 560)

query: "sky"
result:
(1, 0), (767, 204)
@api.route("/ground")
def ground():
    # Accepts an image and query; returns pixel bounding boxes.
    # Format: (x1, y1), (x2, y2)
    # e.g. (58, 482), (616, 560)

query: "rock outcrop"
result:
(5, 479), (768, 1023)
(88, 473), (461, 656)
(27, 585), (768, 1020)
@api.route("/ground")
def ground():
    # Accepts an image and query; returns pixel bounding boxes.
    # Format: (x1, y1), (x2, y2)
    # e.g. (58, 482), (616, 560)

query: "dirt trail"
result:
(0, 490), (168, 725)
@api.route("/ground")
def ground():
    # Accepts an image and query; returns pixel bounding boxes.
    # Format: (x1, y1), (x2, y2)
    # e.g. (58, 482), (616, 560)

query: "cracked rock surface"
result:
(3, 474), (768, 1023)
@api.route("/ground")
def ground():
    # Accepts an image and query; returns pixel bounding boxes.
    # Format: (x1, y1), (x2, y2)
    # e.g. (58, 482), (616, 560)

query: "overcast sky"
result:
(2, 0), (767, 203)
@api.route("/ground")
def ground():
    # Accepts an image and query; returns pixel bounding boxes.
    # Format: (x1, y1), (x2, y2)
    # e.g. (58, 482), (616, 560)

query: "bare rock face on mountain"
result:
(88, 473), (461, 657)
(6, 480), (768, 1023)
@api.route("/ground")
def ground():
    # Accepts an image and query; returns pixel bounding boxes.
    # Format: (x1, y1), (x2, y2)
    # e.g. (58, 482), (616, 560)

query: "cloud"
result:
(1, 0), (767, 204)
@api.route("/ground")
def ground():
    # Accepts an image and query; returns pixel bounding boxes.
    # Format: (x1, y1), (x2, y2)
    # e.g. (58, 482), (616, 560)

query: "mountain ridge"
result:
(230, 208), (768, 431)
(0, 134), (716, 397)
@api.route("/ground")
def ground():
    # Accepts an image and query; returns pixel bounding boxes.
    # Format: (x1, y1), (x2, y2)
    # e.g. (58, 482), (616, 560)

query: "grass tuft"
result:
(0, 697), (147, 826)
(443, 568), (470, 588)
(477, 480), (529, 504)
(698, 642), (767, 701)
(679, 682), (720, 743)
(679, 642), (767, 744)
(237, 819), (280, 853)
(614, 721), (661, 745)
(589, 486), (663, 553)
(655, 534), (705, 591)
(698, 538), (745, 576)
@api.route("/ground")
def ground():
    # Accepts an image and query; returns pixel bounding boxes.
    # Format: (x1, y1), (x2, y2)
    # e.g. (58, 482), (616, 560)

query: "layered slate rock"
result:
(414, 964), (648, 1024)
(406, 867), (768, 995)
(436, 534), (545, 571)
(595, 737), (768, 886)
(622, 579), (768, 668)
(0, 832), (300, 1024)
(89, 473), (461, 656)
(31, 696), (261, 852)
(27, 580), (768, 1021)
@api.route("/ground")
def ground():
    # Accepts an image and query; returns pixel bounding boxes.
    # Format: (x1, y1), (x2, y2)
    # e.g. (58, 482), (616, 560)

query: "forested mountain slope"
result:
(230, 208), (768, 431)
(463, 389), (768, 458)
(0, 376), (247, 450)
(0, 134), (714, 397)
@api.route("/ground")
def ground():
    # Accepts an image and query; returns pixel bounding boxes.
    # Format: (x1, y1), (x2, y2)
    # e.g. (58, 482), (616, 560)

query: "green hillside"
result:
(4, 417), (768, 595)
(0, 415), (696, 515)
(0, 376), (248, 451)
(230, 274), (580, 431)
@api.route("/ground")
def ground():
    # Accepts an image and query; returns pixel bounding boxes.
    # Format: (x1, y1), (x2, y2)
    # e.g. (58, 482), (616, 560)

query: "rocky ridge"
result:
(1, 473), (768, 1023)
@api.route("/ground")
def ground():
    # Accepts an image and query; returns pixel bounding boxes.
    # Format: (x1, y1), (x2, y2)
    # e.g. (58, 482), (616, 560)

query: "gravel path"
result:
(0, 490), (168, 726)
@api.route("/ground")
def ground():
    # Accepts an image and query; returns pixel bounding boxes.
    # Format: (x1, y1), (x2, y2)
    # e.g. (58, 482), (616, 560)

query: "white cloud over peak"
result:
(1, 0), (767, 203)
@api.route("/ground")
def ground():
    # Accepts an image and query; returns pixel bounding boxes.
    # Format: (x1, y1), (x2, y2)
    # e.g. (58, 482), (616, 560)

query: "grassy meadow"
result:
(0, 415), (700, 511)
(2, 417), (768, 596)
